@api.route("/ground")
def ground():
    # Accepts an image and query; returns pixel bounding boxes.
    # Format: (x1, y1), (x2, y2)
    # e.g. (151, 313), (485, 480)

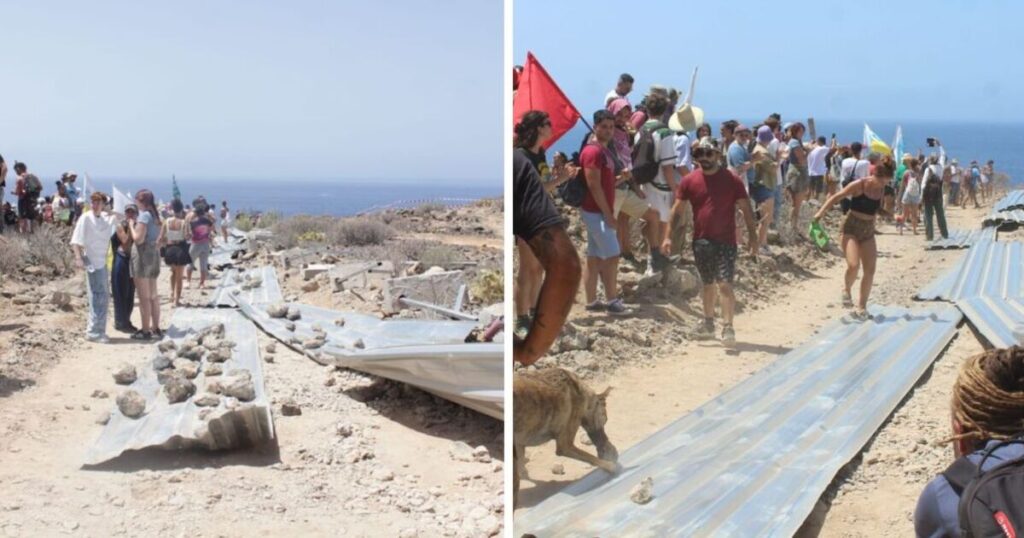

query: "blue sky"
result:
(4, 1), (501, 183)
(514, 0), (1024, 124)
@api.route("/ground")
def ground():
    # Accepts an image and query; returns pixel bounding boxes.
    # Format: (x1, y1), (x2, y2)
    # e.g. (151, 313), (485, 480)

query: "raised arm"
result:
(815, 179), (865, 220)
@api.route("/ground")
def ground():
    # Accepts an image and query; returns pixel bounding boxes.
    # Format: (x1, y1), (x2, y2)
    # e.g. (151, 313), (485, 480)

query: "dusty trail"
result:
(0, 203), (505, 538)
(516, 203), (993, 537)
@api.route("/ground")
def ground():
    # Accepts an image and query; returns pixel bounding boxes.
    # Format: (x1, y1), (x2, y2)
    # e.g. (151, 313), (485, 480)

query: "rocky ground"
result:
(514, 195), (1003, 537)
(0, 200), (504, 538)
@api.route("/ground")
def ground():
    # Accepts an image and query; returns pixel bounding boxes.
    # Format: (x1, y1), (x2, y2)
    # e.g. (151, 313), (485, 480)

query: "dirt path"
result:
(515, 203), (993, 535)
(1, 254), (503, 537)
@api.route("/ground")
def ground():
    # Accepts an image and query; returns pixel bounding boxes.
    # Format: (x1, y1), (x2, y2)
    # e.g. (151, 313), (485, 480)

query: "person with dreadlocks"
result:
(915, 346), (1024, 537)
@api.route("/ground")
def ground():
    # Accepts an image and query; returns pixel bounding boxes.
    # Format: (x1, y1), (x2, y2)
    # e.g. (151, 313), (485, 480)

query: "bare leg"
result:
(516, 241), (543, 316)
(584, 256), (600, 304)
(758, 199), (774, 246)
(858, 238), (877, 310)
(641, 208), (660, 253)
(842, 234), (861, 298)
(135, 278), (152, 332)
(791, 191), (805, 233)
(149, 278), (160, 330)
(616, 213), (633, 258)
(599, 257), (619, 301)
(718, 282), (736, 326)
(701, 284), (717, 319)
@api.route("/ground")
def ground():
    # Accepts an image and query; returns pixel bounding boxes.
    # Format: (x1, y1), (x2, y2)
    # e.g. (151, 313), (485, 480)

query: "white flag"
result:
(112, 185), (133, 214)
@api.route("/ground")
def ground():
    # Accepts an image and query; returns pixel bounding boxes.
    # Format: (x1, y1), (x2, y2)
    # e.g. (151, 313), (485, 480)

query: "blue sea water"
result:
(551, 120), (1023, 184)
(56, 178), (501, 216)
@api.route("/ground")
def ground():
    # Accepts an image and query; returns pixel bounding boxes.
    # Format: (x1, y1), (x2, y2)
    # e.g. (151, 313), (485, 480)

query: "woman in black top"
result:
(812, 155), (895, 320)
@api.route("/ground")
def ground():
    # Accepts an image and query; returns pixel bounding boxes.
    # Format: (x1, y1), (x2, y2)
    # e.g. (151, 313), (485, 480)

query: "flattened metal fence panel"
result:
(956, 296), (1024, 349)
(85, 308), (274, 465)
(916, 242), (1024, 301)
(233, 297), (502, 420)
(516, 305), (962, 538)
(209, 266), (284, 308)
(924, 228), (995, 250)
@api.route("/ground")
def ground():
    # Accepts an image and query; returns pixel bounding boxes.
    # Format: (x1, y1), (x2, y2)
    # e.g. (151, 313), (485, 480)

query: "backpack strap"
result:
(942, 456), (978, 495)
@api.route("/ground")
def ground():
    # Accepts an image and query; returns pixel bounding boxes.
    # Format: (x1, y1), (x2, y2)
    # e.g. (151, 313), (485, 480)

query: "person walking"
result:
(580, 110), (628, 315)
(784, 122), (810, 235)
(131, 189), (163, 340)
(807, 136), (830, 202)
(111, 204), (138, 333)
(663, 137), (758, 345)
(635, 94), (680, 276)
(219, 201), (231, 242)
(922, 151), (950, 241)
(947, 158), (962, 207)
(813, 155), (897, 319)
(70, 192), (120, 343)
(12, 162), (42, 234)
(161, 199), (192, 307)
(899, 158), (922, 235)
(185, 197), (217, 290)
(607, 97), (661, 271)
(751, 126), (779, 252)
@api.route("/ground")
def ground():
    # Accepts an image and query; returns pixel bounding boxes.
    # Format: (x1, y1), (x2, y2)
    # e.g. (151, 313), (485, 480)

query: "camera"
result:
(926, 137), (936, 147)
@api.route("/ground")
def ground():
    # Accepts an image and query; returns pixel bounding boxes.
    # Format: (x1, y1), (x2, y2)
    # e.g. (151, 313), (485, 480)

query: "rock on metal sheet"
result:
(915, 241), (1024, 301)
(924, 228), (995, 250)
(208, 232), (248, 270)
(209, 266), (284, 308)
(233, 297), (502, 420)
(516, 305), (962, 538)
(957, 296), (1024, 349)
(85, 308), (274, 465)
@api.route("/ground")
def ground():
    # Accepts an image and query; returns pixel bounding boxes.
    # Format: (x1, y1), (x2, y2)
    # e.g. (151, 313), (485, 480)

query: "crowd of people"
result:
(0, 154), (235, 343)
(512, 70), (1018, 535)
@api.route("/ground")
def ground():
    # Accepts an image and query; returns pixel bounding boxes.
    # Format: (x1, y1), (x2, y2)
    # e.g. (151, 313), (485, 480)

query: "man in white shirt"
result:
(604, 73), (634, 106)
(635, 94), (678, 276)
(947, 158), (962, 206)
(70, 192), (121, 343)
(807, 136), (830, 201)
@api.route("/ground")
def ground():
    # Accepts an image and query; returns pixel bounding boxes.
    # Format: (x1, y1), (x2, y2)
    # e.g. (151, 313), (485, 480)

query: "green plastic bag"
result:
(809, 220), (830, 250)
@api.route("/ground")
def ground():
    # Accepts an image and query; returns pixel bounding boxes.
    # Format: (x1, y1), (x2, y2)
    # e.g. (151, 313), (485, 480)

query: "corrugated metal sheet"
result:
(915, 241), (1024, 301)
(208, 231), (249, 270)
(993, 190), (1024, 212)
(85, 308), (274, 465)
(233, 296), (503, 420)
(956, 296), (1024, 349)
(983, 209), (1024, 229)
(515, 305), (962, 537)
(208, 266), (284, 308)
(924, 228), (996, 250)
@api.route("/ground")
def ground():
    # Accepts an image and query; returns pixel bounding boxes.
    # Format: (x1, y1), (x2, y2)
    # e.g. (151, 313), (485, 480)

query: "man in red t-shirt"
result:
(663, 137), (757, 344)
(579, 110), (628, 315)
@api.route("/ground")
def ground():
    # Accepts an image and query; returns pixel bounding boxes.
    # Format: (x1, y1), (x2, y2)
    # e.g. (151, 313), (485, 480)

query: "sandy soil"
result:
(0, 203), (504, 538)
(514, 200), (997, 536)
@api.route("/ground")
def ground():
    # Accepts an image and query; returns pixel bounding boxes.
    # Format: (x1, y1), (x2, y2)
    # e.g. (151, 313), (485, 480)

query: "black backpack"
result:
(630, 121), (669, 185)
(942, 439), (1024, 538)
(923, 166), (944, 203)
(560, 141), (602, 208)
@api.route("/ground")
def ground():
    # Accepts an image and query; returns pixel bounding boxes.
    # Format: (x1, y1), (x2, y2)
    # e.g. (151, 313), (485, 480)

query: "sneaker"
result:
(606, 298), (630, 316)
(642, 262), (661, 278)
(130, 330), (152, 341)
(585, 300), (606, 312)
(86, 334), (110, 344)
(850, 309), (869, 321)
(689, 318), (715, 340)
(513, 315), (531, 340)
(721, 325), (736, 346)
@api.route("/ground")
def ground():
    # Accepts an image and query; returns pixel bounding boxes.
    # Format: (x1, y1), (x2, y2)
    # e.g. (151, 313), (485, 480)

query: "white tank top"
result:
(165, 218), (186, 242)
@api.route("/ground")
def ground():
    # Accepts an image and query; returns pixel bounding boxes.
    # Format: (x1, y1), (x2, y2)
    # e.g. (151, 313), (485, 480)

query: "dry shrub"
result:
(470, 269), (503, 304)
(415, 202), (446, 216)
(419, 245), (459, 268)
(259, 211), (282, 229)
(234, 213), (254, 232)
(271, 215), (331, 248)
(329, 217), (394, 246)
(0, 225), (74, 277)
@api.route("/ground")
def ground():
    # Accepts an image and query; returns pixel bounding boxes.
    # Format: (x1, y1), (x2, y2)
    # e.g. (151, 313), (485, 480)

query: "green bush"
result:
(470, 269), (503, 304)
(271, 215), (331, 248)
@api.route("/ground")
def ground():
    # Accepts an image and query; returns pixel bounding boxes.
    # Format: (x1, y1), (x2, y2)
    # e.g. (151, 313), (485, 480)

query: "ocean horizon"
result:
(39, 177), (501, 217)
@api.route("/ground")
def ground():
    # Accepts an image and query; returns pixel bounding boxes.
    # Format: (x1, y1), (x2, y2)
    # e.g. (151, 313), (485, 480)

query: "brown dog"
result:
(513, 367), (618, 507)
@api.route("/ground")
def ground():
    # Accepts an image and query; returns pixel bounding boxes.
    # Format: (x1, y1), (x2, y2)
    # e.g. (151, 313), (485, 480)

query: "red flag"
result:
(513, 52), (581, 149)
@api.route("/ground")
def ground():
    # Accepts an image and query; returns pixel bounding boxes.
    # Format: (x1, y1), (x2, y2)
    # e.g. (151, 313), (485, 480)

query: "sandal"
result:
(152, 329), (164, 339)
(841, 290), (854, 308)
(130, 330), (152, 341)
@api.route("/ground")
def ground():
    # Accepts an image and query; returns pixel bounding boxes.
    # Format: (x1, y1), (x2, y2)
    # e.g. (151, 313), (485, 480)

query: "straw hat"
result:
(669, 102), (705, 133)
